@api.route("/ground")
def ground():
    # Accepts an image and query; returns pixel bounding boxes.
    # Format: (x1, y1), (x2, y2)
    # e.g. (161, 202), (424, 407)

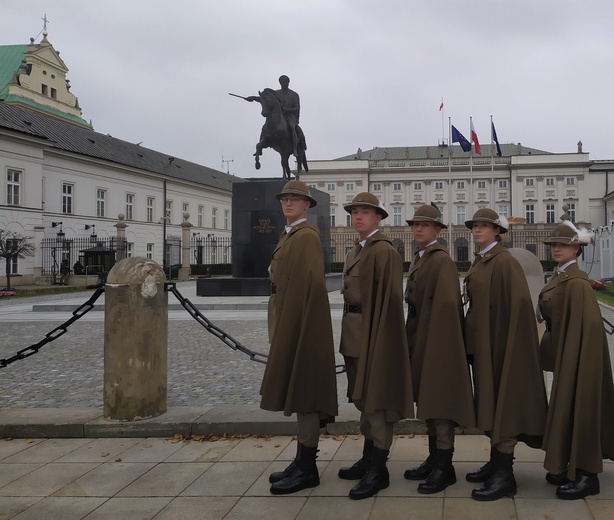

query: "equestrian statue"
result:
(231, 75), (308, 180)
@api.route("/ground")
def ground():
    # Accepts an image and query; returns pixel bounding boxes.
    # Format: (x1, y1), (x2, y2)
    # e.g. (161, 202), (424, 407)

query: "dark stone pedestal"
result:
(196, 179), (331, 296)
(196, 277), (270, 296)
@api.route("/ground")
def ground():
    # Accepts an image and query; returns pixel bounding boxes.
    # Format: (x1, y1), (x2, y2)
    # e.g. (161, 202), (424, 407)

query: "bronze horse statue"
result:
(252, 88), (308, 180)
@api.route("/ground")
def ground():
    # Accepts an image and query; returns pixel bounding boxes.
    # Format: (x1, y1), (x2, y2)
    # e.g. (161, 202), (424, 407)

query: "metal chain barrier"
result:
(0, 288), (105, 368)
(166, 283), (347, 374)
(603, 316), (614, 335)
(166, 282), (269, 365)
(1, 283), (347, 374)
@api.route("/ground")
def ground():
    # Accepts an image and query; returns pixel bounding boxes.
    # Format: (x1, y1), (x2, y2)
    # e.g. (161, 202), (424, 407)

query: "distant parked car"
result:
(591, 279), (607, 291)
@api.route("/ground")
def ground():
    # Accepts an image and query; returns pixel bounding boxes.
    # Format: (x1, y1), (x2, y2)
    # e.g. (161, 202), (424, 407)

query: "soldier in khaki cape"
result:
(260, 180), (338, 495)
(337, 192), (414, 500)
(403, 204), (475, 494)
(539, 221), (614, 500)
(463, 208), (547, 501)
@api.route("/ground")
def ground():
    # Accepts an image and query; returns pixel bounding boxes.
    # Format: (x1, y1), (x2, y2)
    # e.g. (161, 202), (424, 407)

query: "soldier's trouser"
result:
(426, 418), (456, 450)
(344, 356), (394, 450)
(489, 434), (517, 455)
(297, 412), (321, 448)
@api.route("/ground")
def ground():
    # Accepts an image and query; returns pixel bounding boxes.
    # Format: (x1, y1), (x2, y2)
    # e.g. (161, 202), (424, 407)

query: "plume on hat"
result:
(561, 219), (594, 245)
(496, 214), (509, 231)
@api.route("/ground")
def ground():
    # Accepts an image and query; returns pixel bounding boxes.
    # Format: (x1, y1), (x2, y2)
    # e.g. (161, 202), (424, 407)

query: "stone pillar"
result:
(114, 213), (128, 261)
(179, 212), (193, 281)
(104, 257), (167, 420)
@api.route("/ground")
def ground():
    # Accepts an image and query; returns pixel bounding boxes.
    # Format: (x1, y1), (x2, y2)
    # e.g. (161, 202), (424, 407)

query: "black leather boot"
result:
(269, 442), (299, 483)
(556, 469), (600, 500)
(349, 446), (390, 500)
(339, 438), (373, 480)
(270, 444), (319, 495)
(404, 434), (437, 480)
(418, 447), (457, 494)
(466, 446), (496, 483)
(471, 450), (517, 501)
(546, 470), (570, 486)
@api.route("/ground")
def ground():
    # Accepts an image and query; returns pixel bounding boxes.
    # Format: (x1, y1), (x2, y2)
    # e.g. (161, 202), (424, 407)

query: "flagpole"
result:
(440, 98), (445, 144)
(469, 117), (474, 255)
(448, 117), (452, 251)
(490, 115), (495, 207)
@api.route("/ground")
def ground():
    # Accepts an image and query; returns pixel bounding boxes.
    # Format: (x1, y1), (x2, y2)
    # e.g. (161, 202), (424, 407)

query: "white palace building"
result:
(0, 31), (240, 286)
(300, 145), (614, 274)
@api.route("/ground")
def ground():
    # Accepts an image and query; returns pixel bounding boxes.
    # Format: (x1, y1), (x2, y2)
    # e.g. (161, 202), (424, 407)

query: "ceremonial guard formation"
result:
(258, 185), (613, 501)
(260, 180), (338, 495)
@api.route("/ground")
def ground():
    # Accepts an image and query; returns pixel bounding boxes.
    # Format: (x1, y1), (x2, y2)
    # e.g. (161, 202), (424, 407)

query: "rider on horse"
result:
(246, 75), (300, 157)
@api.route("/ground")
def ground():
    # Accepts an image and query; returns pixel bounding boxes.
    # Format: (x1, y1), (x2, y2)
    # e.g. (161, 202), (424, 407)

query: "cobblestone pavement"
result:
(1, 282), (613, 409)
(0, 285), (348, 408)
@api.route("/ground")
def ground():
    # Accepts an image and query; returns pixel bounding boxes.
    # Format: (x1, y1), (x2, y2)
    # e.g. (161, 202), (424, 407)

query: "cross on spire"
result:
(41, 13), (50, 33)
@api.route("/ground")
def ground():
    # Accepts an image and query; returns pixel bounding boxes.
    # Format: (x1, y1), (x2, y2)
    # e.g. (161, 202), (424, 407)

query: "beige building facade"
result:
(301, 144), (610, 266)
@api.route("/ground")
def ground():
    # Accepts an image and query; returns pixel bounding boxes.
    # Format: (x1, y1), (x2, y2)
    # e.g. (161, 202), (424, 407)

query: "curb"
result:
(0, 405), (482, 439)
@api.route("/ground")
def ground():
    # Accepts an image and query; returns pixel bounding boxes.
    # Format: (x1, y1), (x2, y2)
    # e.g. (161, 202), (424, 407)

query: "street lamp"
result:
(85, 224), (97, 242)
(52, 221), (64, 238)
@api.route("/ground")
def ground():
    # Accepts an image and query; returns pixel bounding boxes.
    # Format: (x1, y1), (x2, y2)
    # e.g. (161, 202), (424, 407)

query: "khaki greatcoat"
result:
(339, 232), (414, 423)
(464, 243), (547, 447)
(260, 221), (338, 423)
(405, 243), (475, 428)
(539, 262), (614, 477)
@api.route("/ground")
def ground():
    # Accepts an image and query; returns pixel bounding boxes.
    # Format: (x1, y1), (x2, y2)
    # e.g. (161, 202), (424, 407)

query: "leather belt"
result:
(343, 302), (362, 313)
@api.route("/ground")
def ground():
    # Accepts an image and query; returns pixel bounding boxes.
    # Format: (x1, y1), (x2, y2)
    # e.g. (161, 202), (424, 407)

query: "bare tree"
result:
(0, 230), (35, 291)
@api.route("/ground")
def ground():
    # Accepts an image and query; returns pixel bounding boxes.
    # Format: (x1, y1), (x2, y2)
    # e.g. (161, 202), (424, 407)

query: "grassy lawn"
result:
(595, 289), (614, 307)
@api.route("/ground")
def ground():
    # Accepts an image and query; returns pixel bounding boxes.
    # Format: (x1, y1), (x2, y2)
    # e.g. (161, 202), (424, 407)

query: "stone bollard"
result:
(104, 257), (168, 420)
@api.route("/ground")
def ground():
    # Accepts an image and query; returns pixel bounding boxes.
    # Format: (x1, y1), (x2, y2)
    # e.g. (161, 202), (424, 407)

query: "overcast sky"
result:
(4, 1), (614, 179)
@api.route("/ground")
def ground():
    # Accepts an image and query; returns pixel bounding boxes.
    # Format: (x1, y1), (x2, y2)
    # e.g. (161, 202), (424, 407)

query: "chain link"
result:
(166, 283), (346, 374)
(166, 282), (268, 365)
(603, 316), (614, 335)
(0, 288), (105, 369)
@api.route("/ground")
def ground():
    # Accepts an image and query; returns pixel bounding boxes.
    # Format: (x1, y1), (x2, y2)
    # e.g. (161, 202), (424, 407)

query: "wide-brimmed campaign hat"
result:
(343, 192), (388, 219)
(544, 220), (593, 256)
(465, 208), (508, 233)
(406, 203), (447, 229)
(274, 180), (317, 207)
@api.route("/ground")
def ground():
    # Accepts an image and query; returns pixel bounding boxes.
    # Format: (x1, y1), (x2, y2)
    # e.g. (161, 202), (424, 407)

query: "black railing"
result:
(41, 236), (126, 282)
(329, 227), (555, 264)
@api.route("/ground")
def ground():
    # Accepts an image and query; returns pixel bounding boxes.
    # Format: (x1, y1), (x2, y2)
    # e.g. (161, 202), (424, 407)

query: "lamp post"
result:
(85, 224), (97, 242)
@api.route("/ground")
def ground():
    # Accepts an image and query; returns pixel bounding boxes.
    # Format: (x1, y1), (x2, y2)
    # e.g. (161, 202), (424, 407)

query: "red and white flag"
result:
(470, 119), (481, 155)
(439, 99), (444, 111)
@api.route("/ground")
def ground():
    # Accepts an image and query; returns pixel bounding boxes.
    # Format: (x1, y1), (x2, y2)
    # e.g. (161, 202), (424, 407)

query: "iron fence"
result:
(190, 236), (232, 265)
(41, 236), (126, 281)
(328, 227), (556, 265)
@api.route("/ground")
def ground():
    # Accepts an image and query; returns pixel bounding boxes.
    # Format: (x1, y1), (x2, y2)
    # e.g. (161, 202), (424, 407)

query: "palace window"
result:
(7, 169), (21, 206)
(62, 183), (73, 214)
(546, 203), (556, 224)
(393, 207), (402, 226)
(96, 189), (107, 217)
(125, 194), (134, 220)
(147, 197), (155, 222)
(525, 204), (535, 224)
